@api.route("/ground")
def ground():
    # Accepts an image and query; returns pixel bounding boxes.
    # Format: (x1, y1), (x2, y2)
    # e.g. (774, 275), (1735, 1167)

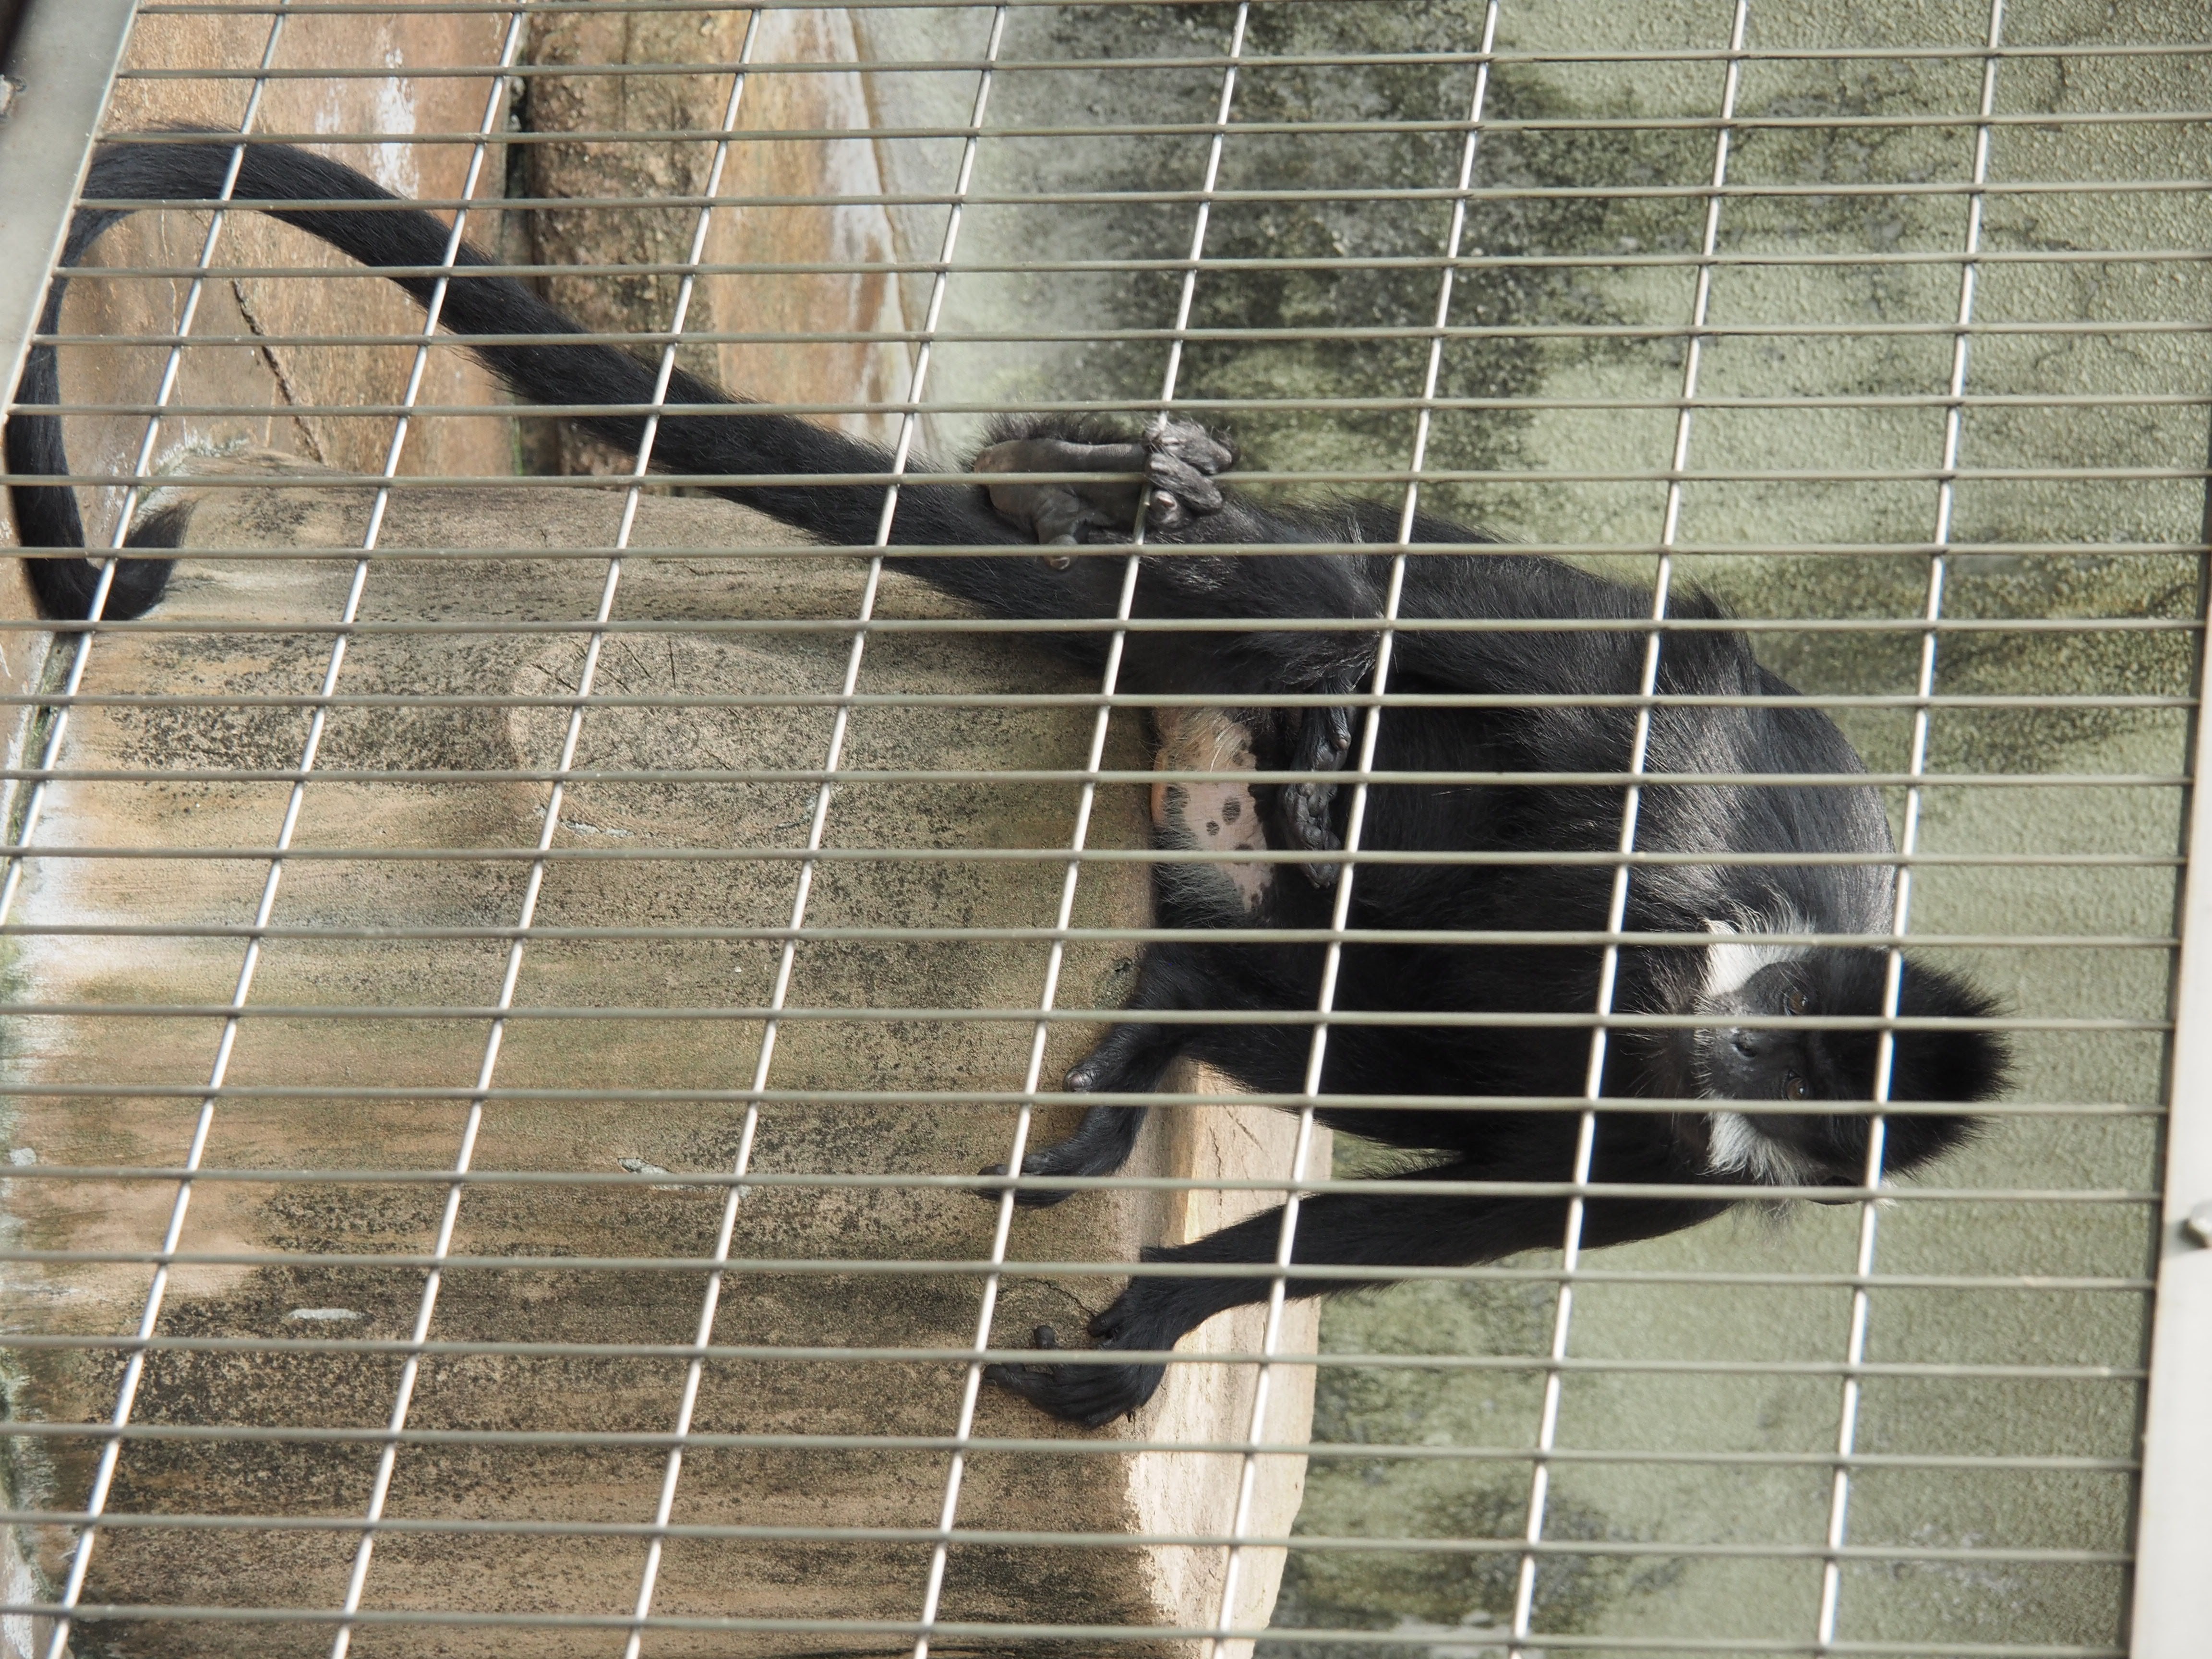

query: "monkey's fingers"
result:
(1286, 702), (1352, 885)
(1142, 416), (1236, 530)
(1143, 414), (1237, 476)
(1288, 785), (1344, 888)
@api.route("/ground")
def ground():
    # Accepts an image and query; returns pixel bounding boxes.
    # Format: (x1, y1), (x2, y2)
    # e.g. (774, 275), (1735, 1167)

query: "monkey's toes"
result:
(985, 1325), (1161, 1427)
(1321, 704), (1354, 757)
(973, 1158), (1077, 1207)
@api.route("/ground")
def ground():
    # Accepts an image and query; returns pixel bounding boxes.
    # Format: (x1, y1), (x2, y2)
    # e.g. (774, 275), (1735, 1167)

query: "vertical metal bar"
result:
(1813, 2), (2004, 1650)
(912, 11), (1249, 1658)
(1197, 9), (1502, 1654)
(1506, 3), (1748, 1649)
(601, 28), (773, 1638)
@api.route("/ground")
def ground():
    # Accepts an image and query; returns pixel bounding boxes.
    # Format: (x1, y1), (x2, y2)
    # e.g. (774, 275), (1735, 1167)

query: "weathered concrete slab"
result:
(0, 475), (1324, 1656)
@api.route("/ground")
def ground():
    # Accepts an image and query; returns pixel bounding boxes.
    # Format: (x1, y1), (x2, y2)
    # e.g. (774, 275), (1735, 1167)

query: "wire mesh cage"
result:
(0, 1), (2205, 1656)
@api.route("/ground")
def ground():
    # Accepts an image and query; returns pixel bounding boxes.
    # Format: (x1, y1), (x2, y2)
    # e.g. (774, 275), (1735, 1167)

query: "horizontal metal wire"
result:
(1, 547), (2195, 588)
(92, 109), (2212, 143)
(0, 1001), (2148, 1037)
(0, 850), (2181, 877)
(36, 316), (2212, 350)
(54, 246), (2212, 279)
(0, 1511), (2133, 1566)
(0, 1333), (2148, 1381)
(0, 848), (2179, 879)
(0, 1166), (2154, 1204)
(27, 390), (2212, 421)
(103, 33), (2212, 63)
(0, 691), (2188, 719)
(0, 1601), (2133, 1656)
(12, 537), (2200, 561)
(0, 767), (2182, 794)
(17, 461), (2212, 493)
(0, 1247), (2159, 1289)
(0, 611), (2183, 648)
(0, 1091), (2159, 1119)
(0, 924), (2171, 953)
(66, 177), (2212, 207)
(0, 1421), (2143, 1476)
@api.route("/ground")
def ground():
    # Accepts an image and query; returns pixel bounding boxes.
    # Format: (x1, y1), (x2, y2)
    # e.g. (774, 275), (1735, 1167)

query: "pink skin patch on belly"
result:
(1150, 708), (1272, 915)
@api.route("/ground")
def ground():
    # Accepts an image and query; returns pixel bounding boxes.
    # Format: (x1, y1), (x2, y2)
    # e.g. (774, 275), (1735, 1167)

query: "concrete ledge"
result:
(0, 474), (1323, 1657)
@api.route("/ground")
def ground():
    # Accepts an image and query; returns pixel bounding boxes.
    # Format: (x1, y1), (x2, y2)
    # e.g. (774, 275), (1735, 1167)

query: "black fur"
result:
(9, 138), (2009, 1428)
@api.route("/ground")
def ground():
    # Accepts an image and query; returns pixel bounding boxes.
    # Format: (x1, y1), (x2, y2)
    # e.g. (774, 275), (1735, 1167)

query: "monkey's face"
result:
(1685, 945), (2007, 1192)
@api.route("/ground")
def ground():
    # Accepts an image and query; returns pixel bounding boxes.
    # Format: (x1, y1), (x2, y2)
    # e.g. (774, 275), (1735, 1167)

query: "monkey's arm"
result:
(989, 1147), (1727, 1426)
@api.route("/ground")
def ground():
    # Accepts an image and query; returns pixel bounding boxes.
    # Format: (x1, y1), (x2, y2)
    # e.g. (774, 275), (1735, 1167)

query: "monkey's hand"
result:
(976, 1104), (1133, 1210)
(970, 416), (1235, 549)
(1138, 415), (1237, 533)
(985, 1311), (1168, 1428)
(974, 1030), (1169, 1206)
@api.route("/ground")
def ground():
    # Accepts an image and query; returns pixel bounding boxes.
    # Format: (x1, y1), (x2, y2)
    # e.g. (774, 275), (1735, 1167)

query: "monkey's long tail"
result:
(6, 134), (1044, 621)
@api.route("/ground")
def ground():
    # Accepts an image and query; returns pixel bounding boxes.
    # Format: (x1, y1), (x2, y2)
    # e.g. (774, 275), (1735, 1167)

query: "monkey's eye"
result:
(1782, 1071), (1810, 1102)
(1782, 988), (1810, 1016)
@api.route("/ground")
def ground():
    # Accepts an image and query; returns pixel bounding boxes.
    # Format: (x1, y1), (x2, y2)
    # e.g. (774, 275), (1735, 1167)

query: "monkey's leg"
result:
(975, 1019), (1183, 1207)
(988, 1172), (1724, 1426)
(986, 1177), (1571, 1426)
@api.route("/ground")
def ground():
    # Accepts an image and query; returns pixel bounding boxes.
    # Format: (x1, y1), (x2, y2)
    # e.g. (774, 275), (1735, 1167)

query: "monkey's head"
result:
(1673, 931), (2008, 1191)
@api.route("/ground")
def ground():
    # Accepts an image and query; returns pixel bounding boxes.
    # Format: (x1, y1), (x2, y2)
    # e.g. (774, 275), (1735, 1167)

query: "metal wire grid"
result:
(0, 0), (2200, 1655)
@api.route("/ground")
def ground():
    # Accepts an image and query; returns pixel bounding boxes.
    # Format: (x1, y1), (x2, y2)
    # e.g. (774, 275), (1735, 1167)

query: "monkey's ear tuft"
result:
(1888, 959), (2010, 1105)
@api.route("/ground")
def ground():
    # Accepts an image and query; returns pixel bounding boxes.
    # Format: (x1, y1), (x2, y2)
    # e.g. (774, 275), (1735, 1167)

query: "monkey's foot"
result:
(985, 1322), (1166, 1427)
(975, 1074), (1151, 1207)
(974, 1154), (1081, 1208)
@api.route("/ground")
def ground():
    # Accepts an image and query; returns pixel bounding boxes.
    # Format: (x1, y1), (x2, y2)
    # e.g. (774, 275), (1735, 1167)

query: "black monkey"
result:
(8, 138), (2008, 1427)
